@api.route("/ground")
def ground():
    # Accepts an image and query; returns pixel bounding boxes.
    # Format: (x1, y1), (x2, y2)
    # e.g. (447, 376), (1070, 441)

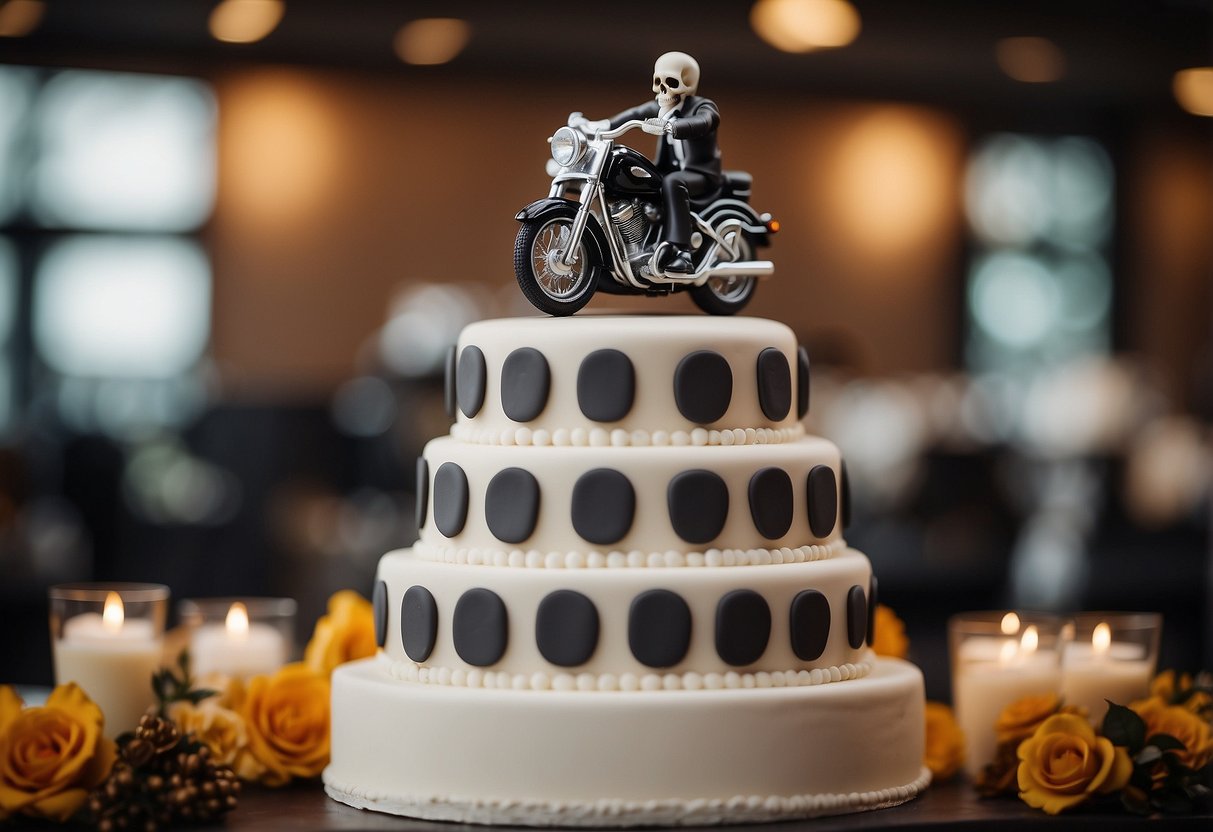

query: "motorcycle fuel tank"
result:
(604, 146), (663, 197)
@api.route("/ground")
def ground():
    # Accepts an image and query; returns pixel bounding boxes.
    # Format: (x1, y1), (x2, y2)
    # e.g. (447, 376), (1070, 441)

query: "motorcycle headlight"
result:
(549, 126), (585, 167)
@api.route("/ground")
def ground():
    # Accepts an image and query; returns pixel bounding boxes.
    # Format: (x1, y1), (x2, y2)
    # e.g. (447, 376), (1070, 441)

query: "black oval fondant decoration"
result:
(433, 462), (469, 538)
(443, 344), (457, 419)
(673, 350), (732, 424)
(372, 580), (388, 649)
(415, 457), (429, 530)
(867, 574), (878, 648)
(841, 459), (852, 530)
(756, 348), (792, 421)
(796, 346), (811, 420)
(748, 467), (793, 540)
(807, 464), (838, 538)
(456, 346), (487, 418)
(577, 349), (635, 422)
(401, 585), (438, 662)
(571, 468), (635, 545)
(485, 467), (540, 544)
(536, 590), (599, 667)
(847, 585), (867, 649)
(668, 470), (729, 545)
(453, 588), (508, 667)
(790, 590), (831, 661)
(501, 347), (550, 422)
(715, 590), (771, 667)
(629, 590), (692, 668)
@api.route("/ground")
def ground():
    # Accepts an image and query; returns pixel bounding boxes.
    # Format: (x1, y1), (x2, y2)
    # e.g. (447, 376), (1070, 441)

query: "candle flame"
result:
(1021, 625), (1039, 655)
(102, 592), (124, 632)
(1092, 621), (1111, 655)
(1000, 612), (1020, 635)
(226, 602), (250, 640)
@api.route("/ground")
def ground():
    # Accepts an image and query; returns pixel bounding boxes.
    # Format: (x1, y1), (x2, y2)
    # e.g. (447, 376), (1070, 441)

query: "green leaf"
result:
(1102, 702), (1146, 751)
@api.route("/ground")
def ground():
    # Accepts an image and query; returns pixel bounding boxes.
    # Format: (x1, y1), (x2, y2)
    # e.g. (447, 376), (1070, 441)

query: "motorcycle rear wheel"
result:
(690, 232), (758, 315)
(514, 217), (598, 316)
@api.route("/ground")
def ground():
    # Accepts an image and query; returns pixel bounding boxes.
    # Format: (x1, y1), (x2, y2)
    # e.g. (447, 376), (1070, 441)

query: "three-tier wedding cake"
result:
(324, 314), (928, 826)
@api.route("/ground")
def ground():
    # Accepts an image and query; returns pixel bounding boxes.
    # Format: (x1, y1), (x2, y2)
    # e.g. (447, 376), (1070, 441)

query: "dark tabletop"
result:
(208, 781), (1211, 831)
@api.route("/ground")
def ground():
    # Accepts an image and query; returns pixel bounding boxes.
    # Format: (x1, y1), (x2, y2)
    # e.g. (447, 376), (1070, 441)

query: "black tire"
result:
(514, 215), (599, 316)
(690, 232), (759, 315)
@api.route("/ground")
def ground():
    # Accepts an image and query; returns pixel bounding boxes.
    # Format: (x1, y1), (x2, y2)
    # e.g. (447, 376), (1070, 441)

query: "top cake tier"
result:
(446, 315), (808, 447)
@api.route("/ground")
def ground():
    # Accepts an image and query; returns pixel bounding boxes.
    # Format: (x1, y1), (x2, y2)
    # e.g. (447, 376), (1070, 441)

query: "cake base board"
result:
(324, 768), (931, 827)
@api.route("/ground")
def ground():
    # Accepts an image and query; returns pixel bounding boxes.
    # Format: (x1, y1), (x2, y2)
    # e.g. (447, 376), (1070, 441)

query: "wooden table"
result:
(211, 781), (1211, 830)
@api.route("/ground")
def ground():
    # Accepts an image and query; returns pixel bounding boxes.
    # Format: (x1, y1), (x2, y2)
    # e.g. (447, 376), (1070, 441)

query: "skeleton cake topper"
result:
(513, 52), (779, 316)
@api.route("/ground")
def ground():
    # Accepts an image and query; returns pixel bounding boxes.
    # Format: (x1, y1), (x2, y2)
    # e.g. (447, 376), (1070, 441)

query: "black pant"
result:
(663, 170), (716, 247)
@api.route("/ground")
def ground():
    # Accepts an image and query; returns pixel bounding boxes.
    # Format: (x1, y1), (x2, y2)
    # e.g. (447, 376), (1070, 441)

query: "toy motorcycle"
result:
(514, 118), (778, 316)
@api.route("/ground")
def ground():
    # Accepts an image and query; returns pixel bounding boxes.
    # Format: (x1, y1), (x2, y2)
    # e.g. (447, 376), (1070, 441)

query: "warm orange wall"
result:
(209, 68), (965, 394)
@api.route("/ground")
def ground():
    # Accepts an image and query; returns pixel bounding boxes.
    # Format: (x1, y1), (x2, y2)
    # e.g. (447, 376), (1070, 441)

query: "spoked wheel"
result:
(514, 216), (598, 316)
(690, 231), (757, 315)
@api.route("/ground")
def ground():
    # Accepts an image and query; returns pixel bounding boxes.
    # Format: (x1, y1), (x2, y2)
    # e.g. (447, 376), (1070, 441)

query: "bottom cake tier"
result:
(324, 655), (929, 827)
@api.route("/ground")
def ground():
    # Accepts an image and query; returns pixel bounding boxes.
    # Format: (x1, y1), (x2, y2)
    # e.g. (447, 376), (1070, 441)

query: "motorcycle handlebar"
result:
(593, 119), (665, 139)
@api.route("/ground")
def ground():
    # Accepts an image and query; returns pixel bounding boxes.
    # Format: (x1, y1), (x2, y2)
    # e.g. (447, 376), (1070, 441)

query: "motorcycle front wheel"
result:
(514, 216), (599, 316)
(690, 231), (758, 316)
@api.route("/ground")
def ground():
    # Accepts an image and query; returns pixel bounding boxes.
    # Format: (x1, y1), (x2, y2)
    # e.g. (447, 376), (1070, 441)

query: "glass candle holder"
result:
(1060, 612), (1162, 724)
(178, 597), (296, 679)
(949, 611), (1067, 779)
(50, 583), (169, 738)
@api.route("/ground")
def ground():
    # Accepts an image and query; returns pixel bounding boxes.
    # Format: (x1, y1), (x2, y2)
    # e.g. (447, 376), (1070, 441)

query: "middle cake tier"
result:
(416, 436), (849, 559)
(373, 547), (876, 685)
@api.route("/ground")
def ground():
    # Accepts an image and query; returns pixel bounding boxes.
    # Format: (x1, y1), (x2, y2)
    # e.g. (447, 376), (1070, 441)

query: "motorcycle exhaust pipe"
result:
(695, 260), (775, 282)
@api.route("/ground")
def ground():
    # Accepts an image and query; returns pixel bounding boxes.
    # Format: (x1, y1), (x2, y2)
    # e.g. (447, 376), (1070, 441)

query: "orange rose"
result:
(240, 664), (330, 786)
(1017, 714), (1132, 814)
(305, 590), (377, 676)
(996, 693), (1064, 745)
(1131, 697), (1213, 772)
(1147, 670), (1212, 716)
(923, 701), (964, 782)
(168, 698), (266, 782)
(870, 604), (908, 659)
(0, 684), (116, 822)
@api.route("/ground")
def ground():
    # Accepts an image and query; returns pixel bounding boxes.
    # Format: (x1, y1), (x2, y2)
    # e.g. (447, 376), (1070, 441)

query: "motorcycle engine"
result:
(609, 200), (650, 255)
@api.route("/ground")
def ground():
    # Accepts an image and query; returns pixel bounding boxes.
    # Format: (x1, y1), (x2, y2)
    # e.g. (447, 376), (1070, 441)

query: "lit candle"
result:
(190, 601), (288, 678)
(952, 613), (1063, 778)
(1060, 620), (1156, 724)
(53, 592), (163, 738)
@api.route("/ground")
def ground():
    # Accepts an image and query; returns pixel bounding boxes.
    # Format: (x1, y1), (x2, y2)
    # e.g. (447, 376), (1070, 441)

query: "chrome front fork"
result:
(561, 186), (595, 268)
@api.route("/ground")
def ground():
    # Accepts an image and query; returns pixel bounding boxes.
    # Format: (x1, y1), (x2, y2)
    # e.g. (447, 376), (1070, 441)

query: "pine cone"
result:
(86, 718), (239, 831)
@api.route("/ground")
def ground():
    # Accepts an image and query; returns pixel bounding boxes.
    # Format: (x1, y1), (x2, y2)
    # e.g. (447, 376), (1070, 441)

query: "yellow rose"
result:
(1131, 697), (1213, 772)
(870, 604), (908, 659)
(1017, 713), (1133, 814)
(923, 701), (964, 782)
(1147, 670), (1211, 716)
(168, 699), (266, 782)
(996, 693), (1063, 745)
(305, 590), (377, 676)
(240, 664), (330, 786)
(0, 683), (116, 822)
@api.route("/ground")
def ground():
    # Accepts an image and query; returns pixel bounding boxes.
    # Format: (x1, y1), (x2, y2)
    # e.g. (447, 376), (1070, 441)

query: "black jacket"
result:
(609, 96), (722, 179)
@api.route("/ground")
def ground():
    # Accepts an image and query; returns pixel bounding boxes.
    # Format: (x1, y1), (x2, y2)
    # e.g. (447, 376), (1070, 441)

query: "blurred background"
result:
(0, 0), (1209, 699)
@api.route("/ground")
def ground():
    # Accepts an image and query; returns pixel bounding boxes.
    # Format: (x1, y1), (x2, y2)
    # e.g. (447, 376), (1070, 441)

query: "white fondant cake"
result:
(325, 315), (927, 826)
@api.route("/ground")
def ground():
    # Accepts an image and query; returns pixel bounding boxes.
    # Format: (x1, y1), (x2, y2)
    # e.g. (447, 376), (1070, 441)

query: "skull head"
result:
(652, 51), (699, 112)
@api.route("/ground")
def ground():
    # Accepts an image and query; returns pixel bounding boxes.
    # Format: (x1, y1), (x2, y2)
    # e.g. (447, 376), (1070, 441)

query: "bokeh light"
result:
(995, 36), (1066, 83)
(32, 71), (216, 231)
(750, 0), (860, 53)
(0, 67), (34, 224)
(393, 18), (471, 66)
(1173, 67), (1213, 117)
(209, 0), (284, 44)
(0, 0), (44, 38)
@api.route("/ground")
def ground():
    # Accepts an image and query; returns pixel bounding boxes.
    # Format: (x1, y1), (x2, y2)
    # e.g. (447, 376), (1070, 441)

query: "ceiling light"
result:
(1173, 67), (1213, 117)
(394, 18), (471, 66)
(209, 0), (284, 45)
(0, 0), (44, 38)
(750, 0), (860, 53)
(996, 37), (1065, 83)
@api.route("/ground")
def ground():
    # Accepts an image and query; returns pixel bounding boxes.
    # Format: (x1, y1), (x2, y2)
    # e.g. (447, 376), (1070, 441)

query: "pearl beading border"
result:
(410, 540), (845, 569)
(450, 423), (805, 448)
(387, 657), (873, 692)
(324, 766), (931, 826)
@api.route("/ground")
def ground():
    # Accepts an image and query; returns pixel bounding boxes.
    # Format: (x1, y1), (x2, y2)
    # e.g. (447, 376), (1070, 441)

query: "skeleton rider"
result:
(572, 52), (721, 276)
